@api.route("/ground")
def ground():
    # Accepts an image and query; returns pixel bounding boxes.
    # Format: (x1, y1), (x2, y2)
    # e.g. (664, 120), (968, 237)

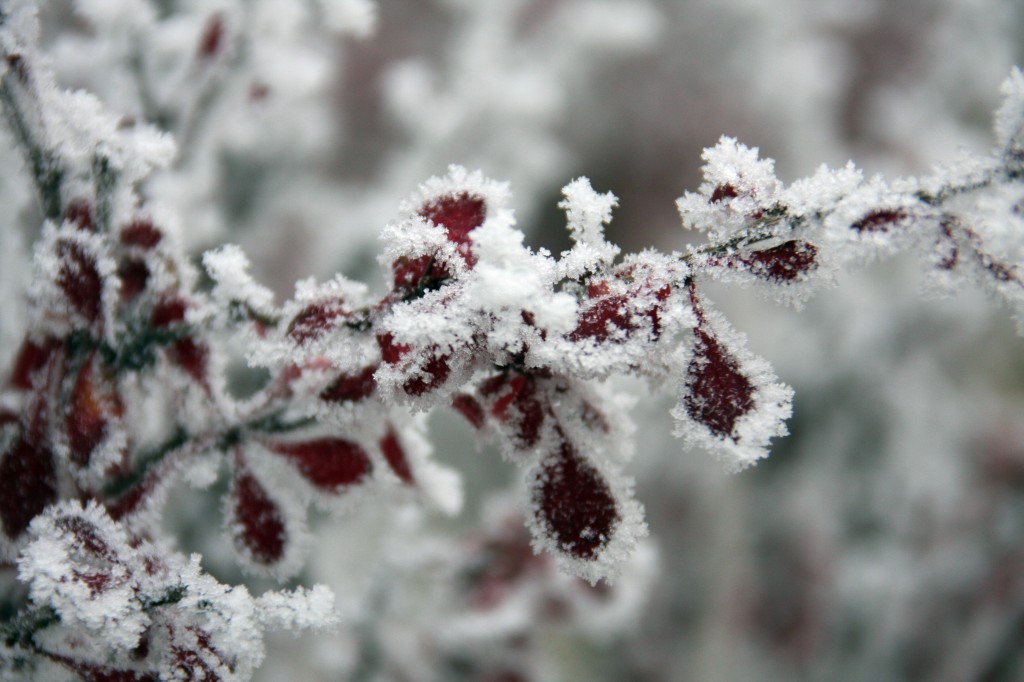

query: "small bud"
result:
(739, 240), (818, 283)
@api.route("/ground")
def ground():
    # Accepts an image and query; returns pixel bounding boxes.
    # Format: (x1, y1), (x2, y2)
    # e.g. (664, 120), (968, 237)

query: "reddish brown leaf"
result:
(268, 438), (372, 492)
(380, 429), (414, 484)
(533, 442), (618, 560)
(232, 471), (286, 565)
(0, 436), (57, 538)
(684, 327), (755, 439)
(420, 193), (487, 246)
(56, 240), (103, 323)
(287, 299), (349, 345)
(319, 365), (377, 403)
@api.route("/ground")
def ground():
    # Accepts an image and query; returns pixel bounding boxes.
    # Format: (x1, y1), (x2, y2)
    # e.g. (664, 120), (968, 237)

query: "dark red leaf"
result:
(197, 13), (224, 60)
(851, 209), (907, 233)
(533, 442), (618, 560)
(319, 365), (377, 403)
(452, 393), (486, 429)
(568, 294), (637, 343)
(232, 471), (286, 564)
(0, 436), (57, 538)
(8, 337), (60, 390)
(67, 354), (123, 468)
(57, 240), (103, 323)
(64, 198), (94, 231)
(402, 352), (451, 397)
(710, 184), (739, 203)
(419, 193), (487, 246)
(268, 438), (372, 492)
(119, 218), (163, 249)
(739, 240), (818, 283)
(380, 429), (414, 484)
(118, 259), (150, 300)
(684, 327), (755, 439)
(169, 338), (208, 384)
(150, 296), (188, 327)
(287, 299), (349, 345)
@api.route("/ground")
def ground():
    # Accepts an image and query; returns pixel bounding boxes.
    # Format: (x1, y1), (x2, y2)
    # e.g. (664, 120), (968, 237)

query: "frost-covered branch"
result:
(1, 0), (1023, 680)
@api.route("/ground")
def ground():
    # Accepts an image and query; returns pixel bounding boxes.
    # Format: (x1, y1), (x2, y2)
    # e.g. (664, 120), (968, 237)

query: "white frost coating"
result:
(994, 67), (1024, 151)
(257, 584), (339, 633)
(676, 136), (782, 240)
(469, 216), (577, 340)
(17, 501), (336, 679)
(18, 501), (148, 651)
(557, 177), (621, 281)
(203, 244), (277, 316)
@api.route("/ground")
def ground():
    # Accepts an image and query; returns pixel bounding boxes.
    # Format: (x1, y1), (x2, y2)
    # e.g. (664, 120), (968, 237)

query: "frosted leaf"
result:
(60, 350), (128, 482)
(264, 437), (374, 493)
(0, 380), (58, 543)
(691, 239), (831, 308)
(820, 178), (938, 265)
(930, 186), (1024, 331)
(525, 438), (646, 585)
(248, 275), (374, 373)
(994, 67), (1024, 160)
(225, 453), (310, 580)
(18, 501), (147, 651)
(557, 177), (620, 280)
(672, 290), (793, 470)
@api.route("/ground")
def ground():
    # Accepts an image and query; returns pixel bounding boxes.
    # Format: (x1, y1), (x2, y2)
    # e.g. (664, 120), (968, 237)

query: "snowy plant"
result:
(0, 0), (1023, 680)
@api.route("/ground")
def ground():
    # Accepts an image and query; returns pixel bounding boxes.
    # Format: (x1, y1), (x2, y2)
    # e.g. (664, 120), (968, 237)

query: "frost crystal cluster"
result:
(0, 0), (1022, 680)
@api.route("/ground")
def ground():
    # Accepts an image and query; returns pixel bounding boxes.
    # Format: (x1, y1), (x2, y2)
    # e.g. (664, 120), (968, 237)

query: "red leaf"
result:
(420, 193), (487, 246)
(56, 240), (103, 323)
(568, 294), (637, 343)
(287, 299), (349, 345)
(380, 429), (414, 484)
(268, 438), (372, 492)
(119, 218), (163, 249)
(684, 326), (755, 439)
(8, 337), (60, 390)
(232, 471), (286, 565)
(452, 393), (486, 429)
(319, 365), (377, 403)
(63, 198), (94, 231)
(851, 209), (907, 233)
(0, 436), (57, 538)
(738, 240), (818, 283)
(67, 353), (123, 468)
(533, 441), (618, 560)
(402, 352), (451, 397)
